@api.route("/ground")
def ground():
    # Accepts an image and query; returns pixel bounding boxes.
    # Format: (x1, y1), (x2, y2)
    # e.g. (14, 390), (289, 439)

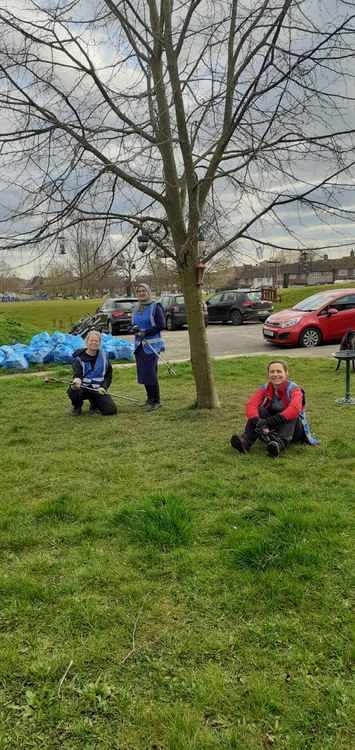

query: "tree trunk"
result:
(180, 263), (220, 409)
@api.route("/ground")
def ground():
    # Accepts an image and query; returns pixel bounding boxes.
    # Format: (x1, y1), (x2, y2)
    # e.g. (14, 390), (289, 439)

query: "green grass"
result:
(0, 314), (42, 344)
(0, 298), (102, 337)
(0, 357), (354, 749)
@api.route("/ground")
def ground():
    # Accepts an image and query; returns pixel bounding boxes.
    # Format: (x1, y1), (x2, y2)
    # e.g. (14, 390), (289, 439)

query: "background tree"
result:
(1, 1), (355, 406)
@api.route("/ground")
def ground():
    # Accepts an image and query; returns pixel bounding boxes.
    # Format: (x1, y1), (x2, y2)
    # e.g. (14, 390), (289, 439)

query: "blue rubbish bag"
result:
(26, 346), (54, 365)
(50, 331), (67, 345)
(101, 334), (134, 361)
(0, 349), (6, 367)
(30, 332), (52, 347)
(52, 344), (75, 364)
(62, 333), (85, 349)
(0, 345), (29, 369)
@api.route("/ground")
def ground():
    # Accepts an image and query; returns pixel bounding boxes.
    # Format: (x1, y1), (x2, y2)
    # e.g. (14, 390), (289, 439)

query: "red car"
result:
(263, 288), (355, 347)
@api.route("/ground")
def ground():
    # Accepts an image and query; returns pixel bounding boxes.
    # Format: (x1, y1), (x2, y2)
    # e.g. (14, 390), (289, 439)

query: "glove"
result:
(98, 387), (106, 396)
(255, 418), (269, 434)
(132, 325), (140, 334)
(265, 414), (285, 428)
(71, 378), (82, 390)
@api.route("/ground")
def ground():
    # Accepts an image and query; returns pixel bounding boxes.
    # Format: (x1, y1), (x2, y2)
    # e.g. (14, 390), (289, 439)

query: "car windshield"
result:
(101, 299), (137, 312)
(246, 292), (261, 302)
(293, 292), (337, 311)
(115, 302), (136, 311)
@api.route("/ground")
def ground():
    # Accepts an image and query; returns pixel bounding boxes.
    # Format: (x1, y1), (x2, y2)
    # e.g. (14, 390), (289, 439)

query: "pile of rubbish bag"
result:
(0, 331), (134, 370)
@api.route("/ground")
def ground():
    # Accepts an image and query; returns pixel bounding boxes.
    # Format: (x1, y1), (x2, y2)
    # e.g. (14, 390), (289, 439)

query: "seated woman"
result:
(230, 360), (319, 458)
(68, 330), (117, 416)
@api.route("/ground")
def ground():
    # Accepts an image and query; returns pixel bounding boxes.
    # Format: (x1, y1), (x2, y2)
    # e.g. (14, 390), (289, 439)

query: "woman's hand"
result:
(255, 418), (269, 434)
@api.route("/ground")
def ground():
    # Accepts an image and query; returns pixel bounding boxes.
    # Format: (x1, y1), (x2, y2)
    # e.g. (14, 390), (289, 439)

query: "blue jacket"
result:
(132, 302), (165, 355)
(73, 349), (108, 389)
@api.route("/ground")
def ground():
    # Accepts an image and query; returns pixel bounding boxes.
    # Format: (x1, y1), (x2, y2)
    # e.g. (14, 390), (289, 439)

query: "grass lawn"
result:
(0, 299), (102, 340)
(0, 357), (354, 750)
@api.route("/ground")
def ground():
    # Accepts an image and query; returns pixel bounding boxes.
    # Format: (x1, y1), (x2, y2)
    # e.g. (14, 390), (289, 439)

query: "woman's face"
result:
(86, 333), (101, 353)
(137, 286), (149, 302)
(268, 362), (288, 386)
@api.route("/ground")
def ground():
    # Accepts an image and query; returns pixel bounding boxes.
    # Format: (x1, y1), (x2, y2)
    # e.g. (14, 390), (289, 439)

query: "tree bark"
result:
(179, 260), (220, 409)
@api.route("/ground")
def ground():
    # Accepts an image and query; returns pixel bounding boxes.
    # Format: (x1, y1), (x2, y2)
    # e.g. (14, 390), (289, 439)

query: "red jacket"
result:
(246, 380), (303, 422)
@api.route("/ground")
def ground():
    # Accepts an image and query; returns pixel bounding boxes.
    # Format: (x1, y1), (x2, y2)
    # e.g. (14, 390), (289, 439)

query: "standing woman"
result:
(132, 284), (166, 410)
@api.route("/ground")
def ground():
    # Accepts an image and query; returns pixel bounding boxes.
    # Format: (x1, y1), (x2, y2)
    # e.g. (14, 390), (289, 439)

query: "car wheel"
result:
(230, 309), (243, 326)
(166, 316), (176, 331)
(299, 327), (322, 347)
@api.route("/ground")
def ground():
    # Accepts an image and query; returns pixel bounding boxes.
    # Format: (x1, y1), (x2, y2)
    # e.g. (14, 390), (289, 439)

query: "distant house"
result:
(209, 253), (355, 289)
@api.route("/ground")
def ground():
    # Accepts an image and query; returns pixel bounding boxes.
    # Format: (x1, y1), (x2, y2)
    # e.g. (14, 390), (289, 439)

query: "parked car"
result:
(263, 288), (355, 347)
(95, 297), (138, 335)
(206, 289), (273, 325)
(158, 293), (208, 330)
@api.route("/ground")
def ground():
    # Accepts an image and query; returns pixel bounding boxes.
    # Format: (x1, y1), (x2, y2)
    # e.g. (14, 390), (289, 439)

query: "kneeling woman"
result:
(132, 284), (165, 410)
(68, 330), (117, 416)
(231, 360), (319, 458)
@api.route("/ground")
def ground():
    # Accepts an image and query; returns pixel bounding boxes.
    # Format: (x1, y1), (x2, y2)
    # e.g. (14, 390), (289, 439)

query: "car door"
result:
(206, 293), (225, 322)
(320, 294), (355, 341)
(221, 291), (239, 321)
(174, 294), (186, 325)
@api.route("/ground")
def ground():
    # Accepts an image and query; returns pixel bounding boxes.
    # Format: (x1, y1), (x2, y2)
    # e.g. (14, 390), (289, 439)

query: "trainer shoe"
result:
(71, 407), (82, 417)
(230, 434), (249, 454)
(148, 402), (161, 411)
(266, 440), (280, 458)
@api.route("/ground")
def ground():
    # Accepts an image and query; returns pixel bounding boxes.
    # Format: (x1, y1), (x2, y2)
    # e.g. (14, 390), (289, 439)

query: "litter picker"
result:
(142, 340), (177, 376)
(43, 376), (142, 404)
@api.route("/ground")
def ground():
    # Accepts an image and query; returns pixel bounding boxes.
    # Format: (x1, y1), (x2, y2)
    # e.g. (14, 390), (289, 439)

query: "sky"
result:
(1, 0), (355, 279)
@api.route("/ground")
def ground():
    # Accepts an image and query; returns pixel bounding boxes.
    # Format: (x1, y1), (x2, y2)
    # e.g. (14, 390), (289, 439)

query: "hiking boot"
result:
(230, 434), (250, 454)
(266, 440), (281, 458)
(71, 407), (82, 417)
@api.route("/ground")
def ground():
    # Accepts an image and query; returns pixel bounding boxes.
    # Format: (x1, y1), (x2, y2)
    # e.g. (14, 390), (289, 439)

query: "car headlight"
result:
(277, 317), (302, 328)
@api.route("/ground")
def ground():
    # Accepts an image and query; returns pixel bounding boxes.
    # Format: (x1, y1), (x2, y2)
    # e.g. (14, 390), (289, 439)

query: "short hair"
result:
(86, 329), (101, 341)
(267, 360), (289, 373)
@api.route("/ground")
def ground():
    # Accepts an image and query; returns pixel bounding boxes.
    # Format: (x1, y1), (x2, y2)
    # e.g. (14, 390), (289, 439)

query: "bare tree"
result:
(115, 244), (147, 296)
(68, 223), (109, 295)
(1, 1), (355, 406)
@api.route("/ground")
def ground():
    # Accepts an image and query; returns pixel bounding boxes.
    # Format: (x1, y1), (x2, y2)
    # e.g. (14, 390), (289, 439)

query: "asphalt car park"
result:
(160, 323), (338, 361)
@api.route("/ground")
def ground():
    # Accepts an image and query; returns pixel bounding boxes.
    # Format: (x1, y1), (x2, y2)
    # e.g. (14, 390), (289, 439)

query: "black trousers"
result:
(67, 386), (117, 415)
(244, 407), (304, 451)
(144, 383), (160, 404)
